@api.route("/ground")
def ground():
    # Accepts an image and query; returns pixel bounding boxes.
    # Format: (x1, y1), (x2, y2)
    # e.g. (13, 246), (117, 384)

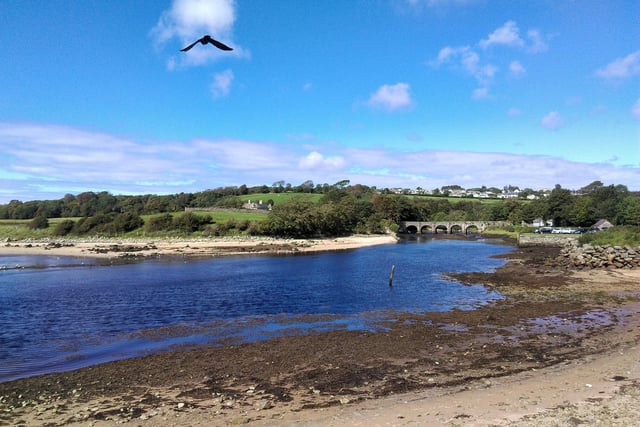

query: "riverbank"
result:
(1, 245), (638, 426)
(0, 234), (399, 259)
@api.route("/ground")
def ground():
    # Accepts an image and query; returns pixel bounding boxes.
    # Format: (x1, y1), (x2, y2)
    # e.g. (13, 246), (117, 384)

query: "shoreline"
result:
(0, 234), (399, 260)
(1, 243), (639, 426)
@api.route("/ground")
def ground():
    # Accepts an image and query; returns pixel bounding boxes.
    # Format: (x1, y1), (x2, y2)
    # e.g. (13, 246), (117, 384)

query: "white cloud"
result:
(480, 21), (524, 49)
(595, 50), (640, 80)
(526, 29), (548, 53)
(298, 151), (346, 170)
(509, 60), (526, 78)
(150, 0), (238, 68)
(367, 83), (414, 111)
(432, 22), (548, 98)
(345, 148), (639, 191)
(210, 69), (234, 98)
(1, 122), (638, 202)
(435, 45), (458, 63)
(432, 46), (497, 85)
(479, 22), (549, 53)
(0, 123), (194, 188)
(632, 98), (640, 120)
(459, 49), (481, 73)
(152, 0), (235, 43)
(471, 87), (490, 100)
(540, 111), (565, 131)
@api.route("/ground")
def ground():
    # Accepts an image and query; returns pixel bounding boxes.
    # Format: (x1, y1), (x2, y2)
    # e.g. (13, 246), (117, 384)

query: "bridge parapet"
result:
(398, 220), (511, 234)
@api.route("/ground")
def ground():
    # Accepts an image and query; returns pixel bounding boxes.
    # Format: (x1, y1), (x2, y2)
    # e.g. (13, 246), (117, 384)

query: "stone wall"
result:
(517, 234), (578, 247)
(558, 240), (640, 269)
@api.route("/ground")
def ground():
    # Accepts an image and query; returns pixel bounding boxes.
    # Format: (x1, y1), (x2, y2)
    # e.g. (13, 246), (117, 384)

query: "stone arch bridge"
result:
(398, 220), (511, 234)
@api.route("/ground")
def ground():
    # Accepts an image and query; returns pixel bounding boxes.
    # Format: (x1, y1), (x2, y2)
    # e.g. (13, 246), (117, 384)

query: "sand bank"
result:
(0, 234), (399, 259)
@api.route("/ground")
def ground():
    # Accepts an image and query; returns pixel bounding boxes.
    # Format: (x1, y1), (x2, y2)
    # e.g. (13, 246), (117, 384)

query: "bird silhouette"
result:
(180, 35), (233, 52)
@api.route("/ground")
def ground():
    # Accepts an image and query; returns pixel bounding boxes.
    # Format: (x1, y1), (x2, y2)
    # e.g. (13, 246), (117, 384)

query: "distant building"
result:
(592, 219), (613, 231)
(470, 191), (496, 198)
(243, 200), (272, 211)
(523, 218), (553, 227)
(448, 189), (467, 197)
(498, 189), (520, 199)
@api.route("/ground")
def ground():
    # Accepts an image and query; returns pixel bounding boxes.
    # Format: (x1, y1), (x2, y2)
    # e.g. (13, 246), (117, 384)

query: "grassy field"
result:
(238, 192), (511, 206)
(236, 193), (323, 204)
(0, 210), (269, 240)
(578, 226), (640, 246)
(143, 210), (268, 222)
(0, 218), (83, 240)
(405, 194), (519, 205)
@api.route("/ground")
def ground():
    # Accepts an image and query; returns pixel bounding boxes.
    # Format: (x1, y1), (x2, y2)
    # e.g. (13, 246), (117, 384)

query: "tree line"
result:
(3, 181), (639, 238)
(0, 181), (358, 220)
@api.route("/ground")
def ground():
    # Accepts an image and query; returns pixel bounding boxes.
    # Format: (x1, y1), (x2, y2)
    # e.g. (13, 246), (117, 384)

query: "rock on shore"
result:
(559, 240), (640, 269)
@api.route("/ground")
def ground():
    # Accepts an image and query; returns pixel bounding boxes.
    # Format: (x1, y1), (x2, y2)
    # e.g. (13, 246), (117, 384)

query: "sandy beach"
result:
(0, 234), (399, 260)
(0, 239), (638, 426)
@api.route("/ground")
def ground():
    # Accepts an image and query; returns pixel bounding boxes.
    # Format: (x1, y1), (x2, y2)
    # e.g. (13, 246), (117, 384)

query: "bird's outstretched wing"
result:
(180, 35), (233, 52)
(208, 37), (233, 51)
(180, 39), (200, 52)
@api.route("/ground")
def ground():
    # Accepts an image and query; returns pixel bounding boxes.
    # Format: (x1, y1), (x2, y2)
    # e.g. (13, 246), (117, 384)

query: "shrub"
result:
(235, 219), (250, 231)
(172, 212), (212, 233)
(112, 212), (144, 233)
(27, 216), (49, 229)
(246, 222), (264, 236)
(53, 220), (75, 236)
(579, 226), (640, 246)
(203, 223), (228, 237)
(73, 214), (114, 234)
(145, 213), (174, 233)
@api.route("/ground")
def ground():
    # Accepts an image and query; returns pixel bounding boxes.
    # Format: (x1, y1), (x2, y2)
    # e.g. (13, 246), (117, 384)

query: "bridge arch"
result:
(450, 224), (464, 234)
(433, 224), (448, 234)
(405, 224), (419, 233)
(397, 220), (511, 234)
(465, 224), (480, 234)
(420, 224), (433, 233)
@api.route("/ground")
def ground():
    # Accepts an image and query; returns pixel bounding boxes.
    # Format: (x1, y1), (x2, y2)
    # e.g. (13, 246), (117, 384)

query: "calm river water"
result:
(0, 237), (513, 382)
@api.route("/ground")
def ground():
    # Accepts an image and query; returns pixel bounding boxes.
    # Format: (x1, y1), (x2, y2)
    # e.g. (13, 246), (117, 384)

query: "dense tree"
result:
(578, 180), (604, 195)
(73, 213), (115, 234)
(334, 179), (350, 189)
(590, 184), (628, 223)
(145, 214), (174, 233)
(370, 195), (401, 223)
(263, 197), (317, 237)
(172, 212), (212, 233)
(111, 212), (144, 233)
(503, 199), (525, 224)
(27, 216), (49, 229)
(621, 196), (640, 225)
(568, 196), (595, 226)
(53, 219), (75, 236)
(546, 185), (574, 226)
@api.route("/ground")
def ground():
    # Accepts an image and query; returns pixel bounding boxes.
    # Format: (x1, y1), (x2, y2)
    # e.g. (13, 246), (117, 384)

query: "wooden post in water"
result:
(389, 265), (396, 287)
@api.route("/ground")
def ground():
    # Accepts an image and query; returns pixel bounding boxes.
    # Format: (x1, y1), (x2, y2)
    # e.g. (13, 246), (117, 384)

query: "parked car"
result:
(552, 228), (574, 234)
(535, 227), (552, 233)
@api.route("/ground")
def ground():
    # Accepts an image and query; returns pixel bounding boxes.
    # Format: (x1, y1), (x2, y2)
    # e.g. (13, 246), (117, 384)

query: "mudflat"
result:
(0, 242), (638, 426)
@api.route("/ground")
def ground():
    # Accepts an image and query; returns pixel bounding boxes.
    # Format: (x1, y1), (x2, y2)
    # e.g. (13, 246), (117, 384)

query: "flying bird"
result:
(180, 35), (233, 52)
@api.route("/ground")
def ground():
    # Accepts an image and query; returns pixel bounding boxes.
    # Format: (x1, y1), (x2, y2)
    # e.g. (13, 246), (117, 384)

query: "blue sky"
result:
(1, 0), (639, 203)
